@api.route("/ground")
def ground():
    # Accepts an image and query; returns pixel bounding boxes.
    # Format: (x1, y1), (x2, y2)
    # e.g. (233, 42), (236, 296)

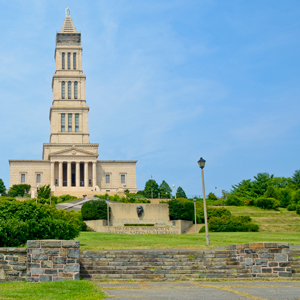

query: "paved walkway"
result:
(99, 281), (300, 300)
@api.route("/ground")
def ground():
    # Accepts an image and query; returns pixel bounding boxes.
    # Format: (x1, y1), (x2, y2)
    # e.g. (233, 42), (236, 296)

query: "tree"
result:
(0, 179), (6, 195)
(144, 179), (159, 198)
(231, 179), (253, 199)
(252, 173), (273, 197)
(207, 192), (218, 201)
(37, 185), (51, 199)
(8, 184), (31, 197)
(279, 188), (292, 208)
(264, 186), (279, 200)
(292, 170), (300, 189)
(176, 186), (187, 199)
(159, 180), (172, 198)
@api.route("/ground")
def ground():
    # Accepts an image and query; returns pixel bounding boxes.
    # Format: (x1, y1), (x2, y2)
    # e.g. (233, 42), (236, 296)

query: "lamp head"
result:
(194, 197), (197, 202)
(197, 157), (206, 169)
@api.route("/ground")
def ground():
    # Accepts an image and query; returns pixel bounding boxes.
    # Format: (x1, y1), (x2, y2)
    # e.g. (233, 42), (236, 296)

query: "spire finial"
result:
(65, 7), (70, 17)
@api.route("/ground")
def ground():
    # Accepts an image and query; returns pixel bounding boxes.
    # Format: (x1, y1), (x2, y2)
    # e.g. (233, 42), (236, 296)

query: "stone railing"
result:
(27, 240), (80, 282)
(0, 248), (27, 282)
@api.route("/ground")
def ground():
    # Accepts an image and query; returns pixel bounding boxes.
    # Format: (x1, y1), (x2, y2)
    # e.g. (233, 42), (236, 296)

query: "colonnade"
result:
(50, 161), (97, 188)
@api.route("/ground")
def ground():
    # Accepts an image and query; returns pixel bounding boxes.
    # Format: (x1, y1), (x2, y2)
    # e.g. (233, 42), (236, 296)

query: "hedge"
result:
(81, 200), (110, 221)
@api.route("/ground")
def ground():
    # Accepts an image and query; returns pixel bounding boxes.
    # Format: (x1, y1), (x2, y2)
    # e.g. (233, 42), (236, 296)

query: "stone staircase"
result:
(184, 224), (204, 234)
(80, 249), (252, 281)
(290, 246), (300, 278)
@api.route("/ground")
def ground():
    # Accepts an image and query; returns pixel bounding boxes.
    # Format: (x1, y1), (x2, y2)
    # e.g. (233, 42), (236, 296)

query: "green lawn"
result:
(0, 280), (106, 300)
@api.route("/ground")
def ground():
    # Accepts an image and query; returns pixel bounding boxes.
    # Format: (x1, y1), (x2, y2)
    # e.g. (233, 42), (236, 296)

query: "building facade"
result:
(9, 9), (137, 197)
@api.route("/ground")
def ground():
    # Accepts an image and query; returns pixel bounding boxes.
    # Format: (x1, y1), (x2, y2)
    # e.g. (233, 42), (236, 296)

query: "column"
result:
(67, 162), (71, 187)
(84, 162), (89, 187)
(92, 162), (97, 187)
(76, 162), (80, 187)
(58, 162), (63, 187)
(50, 162), (55, 186)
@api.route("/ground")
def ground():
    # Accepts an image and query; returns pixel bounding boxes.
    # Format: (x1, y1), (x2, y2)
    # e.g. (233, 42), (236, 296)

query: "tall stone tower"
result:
(9, 8), (137, 197)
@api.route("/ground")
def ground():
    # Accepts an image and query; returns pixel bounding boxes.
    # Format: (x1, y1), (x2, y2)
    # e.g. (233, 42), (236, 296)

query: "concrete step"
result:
(184, 224), (205, 234)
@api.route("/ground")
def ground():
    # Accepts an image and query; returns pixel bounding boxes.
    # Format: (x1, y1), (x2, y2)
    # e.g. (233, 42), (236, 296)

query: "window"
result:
(74, 81), (78, 99)
(68, 114), (72, 132)
(36, 174), (41, 183)
(106, 174), (110, 183)
(73, 53), (76, 69)
(21, 174), (26, 183)
(61, 113), (65, 132)
(121, 174), (125, 184)
(61, 81), (65, 99)
(75, 113), (79, 132)
(68, 81), (71, 99)
(62, 52), (65, 69)
(68, 52), (71, 69)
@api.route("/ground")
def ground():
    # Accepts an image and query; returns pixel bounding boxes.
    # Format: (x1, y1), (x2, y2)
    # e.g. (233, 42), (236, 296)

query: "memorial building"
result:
(9, 9), (137, 197)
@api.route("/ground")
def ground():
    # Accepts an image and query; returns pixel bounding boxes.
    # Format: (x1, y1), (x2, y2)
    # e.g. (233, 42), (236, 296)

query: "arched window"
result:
(61, 81), (65, 99)
(68, 81), (71, 99)
(62, 53), (65, 69)
(74, 81), (78, 99)
(68, 52), (71, 69)
(73, 53), (76, 69)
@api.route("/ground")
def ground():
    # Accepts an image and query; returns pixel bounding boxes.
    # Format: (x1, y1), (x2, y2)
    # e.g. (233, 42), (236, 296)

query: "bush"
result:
(296, 205), (300, 215)
(279, 189), (292, 208)
(37, 185), (51, 199)
(8, 184), (31, 197)
(58, 194), (77, 203)
(254, 197), (280, 210)
(225, 195), (244, 206)
(287, 203), (297, 211)
(81, 200), (110, 221)
(293, 190), (300, 205)
(207, 192), (218, 201)
(168, 199), (194, 221)
(0, 199), (82, 247)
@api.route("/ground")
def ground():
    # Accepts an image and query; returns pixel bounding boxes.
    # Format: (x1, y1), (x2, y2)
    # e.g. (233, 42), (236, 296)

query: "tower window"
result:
(21, 174), (26, 183)
(106, 174), (110, 183)
(68, 114), (72, 132)
(68, 52), (71, 69)
(61, 81), (65, 99)
(74, 81), (78, 99)
(61, 113), (65, 132)
(36, 174), (41, 183)
(75, 113), (79, 132)
(68, 81), (71, 99)
(121, 174), (125, 184)
(73, 53), (76, 69)
(62, 52), (65, 69)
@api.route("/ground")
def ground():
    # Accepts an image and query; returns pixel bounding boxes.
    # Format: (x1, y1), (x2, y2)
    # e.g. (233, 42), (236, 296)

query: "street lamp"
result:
(107, 196), (110, 233)
(172, 184), (176, 199)
(36, 185), (39, 204)
(198, 157), (209, 245)
(193, 197), (197, 234)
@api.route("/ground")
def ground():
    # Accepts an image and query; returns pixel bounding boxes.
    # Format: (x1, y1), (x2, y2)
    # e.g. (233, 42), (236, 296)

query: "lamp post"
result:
(107, 196), (110, 233)
(172, 184), (176, 199)
(36, 185), (39, 204)
(198, 157), (209, 245)
(193, 197), (197, 234)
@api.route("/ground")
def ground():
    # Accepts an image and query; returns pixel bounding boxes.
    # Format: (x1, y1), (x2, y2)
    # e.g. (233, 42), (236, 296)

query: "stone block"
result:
(53, 264), (63, 269)
(245, 258), (254, 266)
(249, 243), (264, 249)
(28, 263), (40, 268)
(279, 262), (290, 267)
(6, 256), (18, 261)
(27, 241), (41, 248)
(74, 273), (80, 280)
(32, 255), (48, 261)
(278, 243), (289, 248)
(27, 277), (39, 283)
(45, 249), (60, 256)
(53, 257), (66, 264)
(41, 261), (53, 268)
(7, 271), (19, 276)
(13, 266), (27, 271)
(269, 262), (278, 267)
(273, 267), (285, 272)
(31, 268), (44, 275)
(28, 249), (45, 254)
(60, 249), (67, 257)
(64, 264), (80, 273)
(45, 269), (58, 275)
(67, 249), (80, 259)
(264, 243), (277, 248)
(67, 260), (75, 263)
(41, 241), (61, 248)
(260, 254), (274, 259)
(40, 275), (53, 282)
(278, 272), (292, 277)
(262, 268), (272, 273)
(255, 259), (268, 266)
(275, 254), (288, 262)
(62, 241), (80, 248)
(251, 266), (261, 273)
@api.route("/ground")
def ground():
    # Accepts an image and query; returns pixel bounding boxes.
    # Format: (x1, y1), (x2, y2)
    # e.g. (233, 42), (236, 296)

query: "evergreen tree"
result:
(176, 186), (187, 199)
(252, 173), (273, 197)
(159, 180), (172, 198)
(0, 179), (6, 195)
(264, 186), (279, 200)
(144, 179), (159, 198)
(279, 188), (292, 208)
(292, 170), (300, 189)
(207, 192), (218, 200)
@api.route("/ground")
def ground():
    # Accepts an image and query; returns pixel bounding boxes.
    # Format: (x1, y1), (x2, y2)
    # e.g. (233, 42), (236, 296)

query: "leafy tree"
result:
(176, 186), (187, 199)
(159, 180), (172, 198)
(168, 199), (194, 221)
(293, 190), (300, 205)
(252, 173), (273, 197)
(264, 186), (279, 200)
(292, 170), (300, 189)
(279, 188), (292, 208)
(0, 179), (6, 195)
(37, 185), (51, 199)
(8, 184), (31, 197)
(207, 192), (218, 201)
(221, 190), (229, 199)
(81, 200), (110, 220)
(144, 179), (159, 198)
(231, 179), (253, 199)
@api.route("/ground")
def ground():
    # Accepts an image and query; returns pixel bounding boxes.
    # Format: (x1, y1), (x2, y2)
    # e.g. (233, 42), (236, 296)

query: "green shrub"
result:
(225, 195), (244, 206)
(296, 205), (300, 215)
(279, 189), (292, 208)
(255, 197), (280, 210)
(0, 199), (82, 247)
(264, 186), (279, 200)
(37, 185), (51, 199)
(168, 199), (194, 221)
(81, 200), (110, 221)
(0, 196), (16, 201)
(207, 192), (218, 201)
(293, 190), (300, 205)
(58, 194), (78, 203)
(7, 184), (31, 197)
(287, 203), (297, 211)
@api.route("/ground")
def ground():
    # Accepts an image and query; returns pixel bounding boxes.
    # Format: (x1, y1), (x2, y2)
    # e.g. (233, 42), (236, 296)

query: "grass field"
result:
(78, 205), (300, 250)
(0, 280), (106, 300)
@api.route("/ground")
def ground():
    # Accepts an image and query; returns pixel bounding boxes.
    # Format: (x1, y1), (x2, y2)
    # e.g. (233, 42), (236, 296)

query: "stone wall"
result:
(27, 240), (80, 282)
(226, 242), (292, 278)
(0, 248), (27, 282)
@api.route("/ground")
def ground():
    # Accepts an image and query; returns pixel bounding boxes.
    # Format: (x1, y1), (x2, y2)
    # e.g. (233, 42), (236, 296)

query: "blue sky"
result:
(0, 0), (299, 197)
